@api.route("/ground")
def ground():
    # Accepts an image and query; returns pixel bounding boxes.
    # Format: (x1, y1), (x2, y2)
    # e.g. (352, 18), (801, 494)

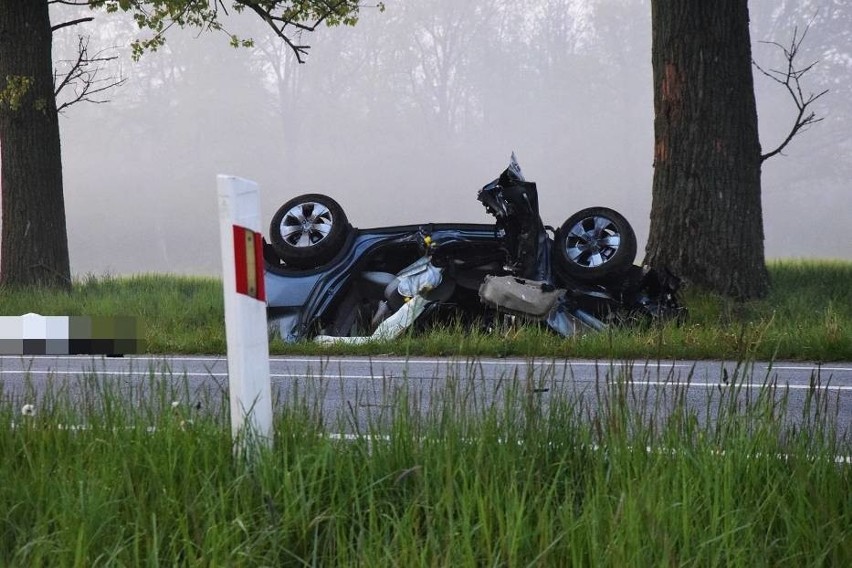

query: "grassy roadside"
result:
(2, 267), (849, 564)
(0, 261), (849, 360)
(2, 367), (849, 566)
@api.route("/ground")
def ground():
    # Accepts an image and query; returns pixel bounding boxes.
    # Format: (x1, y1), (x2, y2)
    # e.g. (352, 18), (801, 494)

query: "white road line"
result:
(1, 370), (850, 390)
(4, 355), (681, 366)
(769, 365), (852, 372)
(226, 358), (852, 373)
(3, 355), (850, 372)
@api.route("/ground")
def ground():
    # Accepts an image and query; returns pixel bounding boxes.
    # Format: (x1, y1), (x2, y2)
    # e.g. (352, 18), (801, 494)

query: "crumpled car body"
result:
(264, 155), (683, 343)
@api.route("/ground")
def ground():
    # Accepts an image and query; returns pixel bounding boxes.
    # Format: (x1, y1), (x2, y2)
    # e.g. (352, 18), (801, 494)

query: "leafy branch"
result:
(236, 0), (384, 63)
(88, 1), (384, 64)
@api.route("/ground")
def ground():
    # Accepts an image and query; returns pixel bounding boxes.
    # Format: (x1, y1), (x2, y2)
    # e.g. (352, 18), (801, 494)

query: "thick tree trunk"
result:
(646, 0), (769, 300)
(0, 0), (70, 289)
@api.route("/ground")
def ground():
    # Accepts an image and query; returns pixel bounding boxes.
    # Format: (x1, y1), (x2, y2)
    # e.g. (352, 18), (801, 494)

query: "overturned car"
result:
(264, 155), (683, 343)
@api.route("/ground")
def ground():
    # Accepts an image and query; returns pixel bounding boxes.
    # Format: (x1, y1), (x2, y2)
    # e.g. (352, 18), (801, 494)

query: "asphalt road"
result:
(2, 355), (850, 437)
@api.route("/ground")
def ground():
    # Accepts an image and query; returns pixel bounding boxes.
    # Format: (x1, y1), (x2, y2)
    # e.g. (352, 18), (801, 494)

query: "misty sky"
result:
(45, 0), (851, 276)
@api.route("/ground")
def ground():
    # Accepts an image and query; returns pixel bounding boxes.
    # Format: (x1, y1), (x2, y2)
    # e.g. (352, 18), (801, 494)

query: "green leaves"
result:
(229, 34), (255, 49)
(0, 75), (35, 111)
(87, 1), (373, 61)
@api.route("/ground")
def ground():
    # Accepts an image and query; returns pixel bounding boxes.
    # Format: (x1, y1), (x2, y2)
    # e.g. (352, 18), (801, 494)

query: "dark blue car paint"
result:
(265, 223), (502, 342)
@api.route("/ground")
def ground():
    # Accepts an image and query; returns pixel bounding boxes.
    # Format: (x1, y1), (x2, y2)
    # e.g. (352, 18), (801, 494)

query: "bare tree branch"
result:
(755, 21), (829, 162)
(54, 36), (126, 114)
(52, 17), (95, 33)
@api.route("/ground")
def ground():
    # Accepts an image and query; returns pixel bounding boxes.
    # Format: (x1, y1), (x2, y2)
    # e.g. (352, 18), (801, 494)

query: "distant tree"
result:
(0, 0), (378, 289)
(645, 0), (824, 300)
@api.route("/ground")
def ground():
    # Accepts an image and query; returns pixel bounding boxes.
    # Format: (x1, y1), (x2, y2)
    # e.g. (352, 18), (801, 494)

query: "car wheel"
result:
(269, 194), (349, 268)
(554, 207), (637, 281)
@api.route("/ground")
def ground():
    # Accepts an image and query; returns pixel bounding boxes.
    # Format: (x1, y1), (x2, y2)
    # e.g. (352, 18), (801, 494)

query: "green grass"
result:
(2, 265), (846, 564)
(0, 273), (226, 353)
(1, 366), (849, 566)
(0, 261), (849, 359)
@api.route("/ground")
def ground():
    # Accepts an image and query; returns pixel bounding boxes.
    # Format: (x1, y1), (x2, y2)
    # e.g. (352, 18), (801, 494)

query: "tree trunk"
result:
(646, 0), (769, 300)
(0, 0), (71, 289)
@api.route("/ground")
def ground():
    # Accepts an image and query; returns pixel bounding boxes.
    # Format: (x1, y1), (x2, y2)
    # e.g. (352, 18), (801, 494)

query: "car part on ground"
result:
(478, 276), (562, 319)
(265, 155), (684, 343)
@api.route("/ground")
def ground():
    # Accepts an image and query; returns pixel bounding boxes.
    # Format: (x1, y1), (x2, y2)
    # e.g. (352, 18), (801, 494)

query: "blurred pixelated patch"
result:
(0, 314), (143, 355)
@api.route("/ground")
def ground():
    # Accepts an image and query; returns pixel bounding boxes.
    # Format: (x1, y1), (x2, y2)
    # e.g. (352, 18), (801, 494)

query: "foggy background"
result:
(49, 0), (851, 277)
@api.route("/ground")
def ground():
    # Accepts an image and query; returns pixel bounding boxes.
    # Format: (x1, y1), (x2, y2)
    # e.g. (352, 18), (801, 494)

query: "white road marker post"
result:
(217, 175), (273, 450)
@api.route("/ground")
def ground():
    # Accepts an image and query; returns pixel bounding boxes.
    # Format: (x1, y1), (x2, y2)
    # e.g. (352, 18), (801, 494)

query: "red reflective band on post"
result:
(232, 225), (266, 301)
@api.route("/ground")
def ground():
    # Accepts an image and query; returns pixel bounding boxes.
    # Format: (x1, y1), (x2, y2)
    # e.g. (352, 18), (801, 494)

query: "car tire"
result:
(554, 207), (637, 281)
(269, 194), (349, 268)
